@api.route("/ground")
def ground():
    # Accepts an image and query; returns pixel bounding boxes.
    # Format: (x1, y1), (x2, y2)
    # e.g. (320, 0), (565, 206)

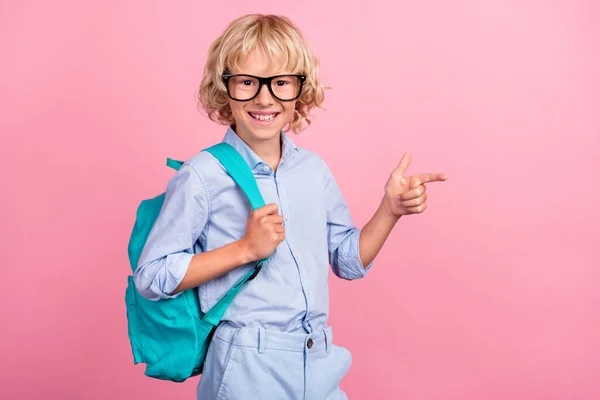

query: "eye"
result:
(275, 80), (289, 86)
(241, 80), (253, 86)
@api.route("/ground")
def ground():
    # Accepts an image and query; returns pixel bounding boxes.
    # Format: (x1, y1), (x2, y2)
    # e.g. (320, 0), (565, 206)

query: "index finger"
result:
(255, 203), (279, 216)
(410, 173), (448, 187)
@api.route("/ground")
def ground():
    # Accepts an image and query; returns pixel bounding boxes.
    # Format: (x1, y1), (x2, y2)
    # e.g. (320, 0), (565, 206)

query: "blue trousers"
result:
(196, 322), (352, 400)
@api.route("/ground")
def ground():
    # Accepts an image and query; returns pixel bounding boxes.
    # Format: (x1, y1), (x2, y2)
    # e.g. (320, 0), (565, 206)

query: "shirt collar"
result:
(281, 130), (299, 162)
(221, 126), (299, 173)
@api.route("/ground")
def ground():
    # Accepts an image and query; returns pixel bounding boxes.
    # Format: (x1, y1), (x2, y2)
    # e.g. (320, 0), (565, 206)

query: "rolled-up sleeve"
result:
(323, 162), (373, 280)
(133, 162), (210, 300)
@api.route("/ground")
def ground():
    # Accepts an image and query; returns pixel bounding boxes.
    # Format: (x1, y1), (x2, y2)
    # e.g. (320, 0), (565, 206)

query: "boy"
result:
(134, 14), (447, 400)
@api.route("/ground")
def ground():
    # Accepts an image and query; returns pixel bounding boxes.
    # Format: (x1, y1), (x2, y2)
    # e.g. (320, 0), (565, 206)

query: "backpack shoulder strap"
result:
(164, 143), (267, 326)
(200, 142), (268, 326)
(203, 142), (265, 211)
(166, 144), (265, 210)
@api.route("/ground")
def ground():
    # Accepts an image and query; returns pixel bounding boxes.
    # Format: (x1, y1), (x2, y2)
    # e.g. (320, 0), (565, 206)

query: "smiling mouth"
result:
(248, 112), (280, 121)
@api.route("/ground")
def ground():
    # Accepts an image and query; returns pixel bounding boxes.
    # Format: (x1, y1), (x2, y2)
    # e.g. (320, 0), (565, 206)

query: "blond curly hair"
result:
(197, 14), (326, 133)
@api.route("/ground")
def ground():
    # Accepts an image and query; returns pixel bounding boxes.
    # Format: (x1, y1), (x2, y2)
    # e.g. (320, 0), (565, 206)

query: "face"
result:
(226, 50), (298, 146)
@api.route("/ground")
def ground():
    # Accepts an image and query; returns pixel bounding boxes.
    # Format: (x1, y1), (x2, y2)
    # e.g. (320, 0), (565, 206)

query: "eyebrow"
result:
(224, 72), (299, 77)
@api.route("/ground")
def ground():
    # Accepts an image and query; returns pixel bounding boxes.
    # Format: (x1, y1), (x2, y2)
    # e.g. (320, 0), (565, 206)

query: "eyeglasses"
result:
(222, 73), (306, 102)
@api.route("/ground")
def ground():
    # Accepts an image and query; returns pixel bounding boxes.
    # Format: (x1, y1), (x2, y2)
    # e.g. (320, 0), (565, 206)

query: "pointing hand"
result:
(382, 152), (447, 218)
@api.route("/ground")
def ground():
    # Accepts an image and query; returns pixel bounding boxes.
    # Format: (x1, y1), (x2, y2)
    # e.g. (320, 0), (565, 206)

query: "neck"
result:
(234, 126), (282, 170)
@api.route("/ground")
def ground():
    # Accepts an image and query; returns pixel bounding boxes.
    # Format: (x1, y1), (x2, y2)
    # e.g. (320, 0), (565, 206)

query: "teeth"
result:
(251, 113), (276, 121)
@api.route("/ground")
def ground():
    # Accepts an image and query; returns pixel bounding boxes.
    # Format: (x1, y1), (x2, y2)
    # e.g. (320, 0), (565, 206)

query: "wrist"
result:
(379, 197), (403, 222)
(235, 237), (256, 265)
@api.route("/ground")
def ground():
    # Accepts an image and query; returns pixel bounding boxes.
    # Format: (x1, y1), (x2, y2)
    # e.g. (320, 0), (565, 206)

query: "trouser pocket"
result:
(215, 339), (305, 400)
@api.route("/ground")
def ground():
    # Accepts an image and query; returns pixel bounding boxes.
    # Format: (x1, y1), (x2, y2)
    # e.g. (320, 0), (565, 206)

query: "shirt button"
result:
(307, 339), (313, 349)
(263, 165), (270, 172)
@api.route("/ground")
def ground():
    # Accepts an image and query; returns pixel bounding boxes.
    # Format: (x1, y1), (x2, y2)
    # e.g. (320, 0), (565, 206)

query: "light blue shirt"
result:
(134, 127), (373, 334)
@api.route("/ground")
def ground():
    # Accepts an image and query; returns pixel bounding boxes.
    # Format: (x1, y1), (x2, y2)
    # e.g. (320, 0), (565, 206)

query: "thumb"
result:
(394, 152), (412, 176)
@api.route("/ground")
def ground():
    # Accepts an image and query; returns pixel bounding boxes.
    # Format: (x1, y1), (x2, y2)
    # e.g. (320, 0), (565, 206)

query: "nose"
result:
(254, 83), (274, 105)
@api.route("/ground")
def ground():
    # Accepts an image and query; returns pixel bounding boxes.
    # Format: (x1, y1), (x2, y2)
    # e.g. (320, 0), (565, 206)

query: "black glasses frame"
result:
(222, 73), (306, 102)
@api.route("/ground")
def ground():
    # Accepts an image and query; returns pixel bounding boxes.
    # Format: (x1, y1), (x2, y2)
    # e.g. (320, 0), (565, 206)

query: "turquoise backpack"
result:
(125, 142), (266, 382)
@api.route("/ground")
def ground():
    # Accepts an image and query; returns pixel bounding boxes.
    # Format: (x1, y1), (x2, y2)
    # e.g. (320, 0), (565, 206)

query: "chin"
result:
(249, 127), (283, 142)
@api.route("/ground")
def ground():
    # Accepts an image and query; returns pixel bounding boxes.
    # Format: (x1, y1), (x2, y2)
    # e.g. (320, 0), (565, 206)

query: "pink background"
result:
(2, 1), (599, 399)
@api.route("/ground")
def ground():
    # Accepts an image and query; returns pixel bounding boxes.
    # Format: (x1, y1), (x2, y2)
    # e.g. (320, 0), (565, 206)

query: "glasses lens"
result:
(270, 75), (301, 100)
(227, 75), (259, 101)
(227, 75), (302, 101)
